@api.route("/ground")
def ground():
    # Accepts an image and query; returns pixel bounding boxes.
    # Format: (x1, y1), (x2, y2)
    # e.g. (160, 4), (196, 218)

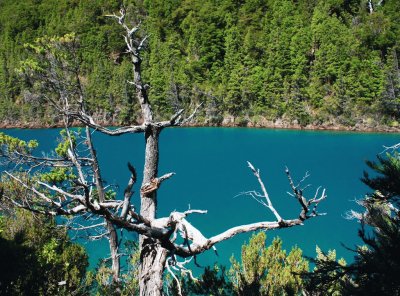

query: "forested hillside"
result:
(0, 0), (399, 129)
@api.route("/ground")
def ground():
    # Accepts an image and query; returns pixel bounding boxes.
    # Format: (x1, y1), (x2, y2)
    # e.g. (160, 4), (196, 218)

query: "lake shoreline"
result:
(1, 120), (399, 133)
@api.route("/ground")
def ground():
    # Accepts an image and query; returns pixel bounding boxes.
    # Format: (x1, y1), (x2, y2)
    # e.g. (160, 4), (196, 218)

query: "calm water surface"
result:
(3, 127), (400, 270)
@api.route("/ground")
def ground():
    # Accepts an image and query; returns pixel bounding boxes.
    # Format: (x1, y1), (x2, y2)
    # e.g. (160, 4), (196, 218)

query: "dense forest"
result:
(0, 0), (399, 129)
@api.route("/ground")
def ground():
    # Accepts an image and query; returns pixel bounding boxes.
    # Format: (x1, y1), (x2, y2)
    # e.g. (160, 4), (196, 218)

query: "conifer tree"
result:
(229, 232), (308, 296)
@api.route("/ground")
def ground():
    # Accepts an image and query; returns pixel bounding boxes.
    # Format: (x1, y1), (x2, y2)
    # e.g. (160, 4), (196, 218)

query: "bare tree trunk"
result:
(106, 220), (120, 283)
(86, 127), (121, 283)
(139, 126), (167, 296)
(141, 127), (159, 217)
(139, 239), (167, 296)
(123, 22), (169, 293)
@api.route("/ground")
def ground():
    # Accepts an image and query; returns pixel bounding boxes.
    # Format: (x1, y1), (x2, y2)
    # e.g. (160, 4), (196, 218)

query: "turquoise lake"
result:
(3, 127), (400, 271)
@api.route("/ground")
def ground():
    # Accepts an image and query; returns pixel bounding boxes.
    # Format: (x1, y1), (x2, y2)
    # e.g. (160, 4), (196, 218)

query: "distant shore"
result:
(1, 119), (399, 133)
(200, 120), (400, 133)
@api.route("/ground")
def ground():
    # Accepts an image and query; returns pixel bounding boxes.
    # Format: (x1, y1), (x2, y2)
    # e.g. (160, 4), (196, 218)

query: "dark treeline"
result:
(0, 0), (399, 128)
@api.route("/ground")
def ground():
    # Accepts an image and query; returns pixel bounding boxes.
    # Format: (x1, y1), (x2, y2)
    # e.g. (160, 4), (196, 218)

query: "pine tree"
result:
(304, 149), (400, 295)
(229, 232), (308, 296)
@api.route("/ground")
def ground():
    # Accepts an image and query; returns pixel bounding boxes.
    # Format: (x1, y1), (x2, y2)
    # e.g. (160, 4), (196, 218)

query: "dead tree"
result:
(0, 9), (327, 296)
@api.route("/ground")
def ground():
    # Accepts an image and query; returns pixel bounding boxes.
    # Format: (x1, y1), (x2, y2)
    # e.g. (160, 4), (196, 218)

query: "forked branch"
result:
(247, 161), (282, 222)
(285, 167), (327, 220)
(157, 163), (327, 258)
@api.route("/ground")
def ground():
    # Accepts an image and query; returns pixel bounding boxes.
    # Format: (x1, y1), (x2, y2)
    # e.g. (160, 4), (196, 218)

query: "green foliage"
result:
(229, 232), (308, 296)
(164, 233), (309, 295)
(55, 130), (76, 158)
(40, 167), (77, 185)
(0, 0), (399, 127)
(348, 150), (400, 295)
(167, 264), (233, 296)
(0, 132), (38, 153)
(303, 246), (348, 295)
(88, 240), (140, 295)
(188, 265), (233, 296)
(0, 209), (89, 295)
(304, 149), (400, 295)
(362, 151), (400, 199)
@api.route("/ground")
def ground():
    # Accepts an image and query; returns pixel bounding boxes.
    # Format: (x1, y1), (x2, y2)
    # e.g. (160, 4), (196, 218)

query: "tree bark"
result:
(139, 126), (166, 295)
(86, 127), (120, 283)
(141, 127), (159, 218)
(126, 26), (168, 292)
(139, 238), (167, 296)
(106, 220), (120, 283)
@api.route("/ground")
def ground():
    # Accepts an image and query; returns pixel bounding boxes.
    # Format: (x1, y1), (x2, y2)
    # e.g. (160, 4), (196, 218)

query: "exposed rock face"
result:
(1, 116), (400, 133)
(222, 115), (235, 126)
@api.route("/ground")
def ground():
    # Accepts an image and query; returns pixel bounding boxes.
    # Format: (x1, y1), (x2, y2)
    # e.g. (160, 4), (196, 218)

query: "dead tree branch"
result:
(247, 161), (283, 222)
